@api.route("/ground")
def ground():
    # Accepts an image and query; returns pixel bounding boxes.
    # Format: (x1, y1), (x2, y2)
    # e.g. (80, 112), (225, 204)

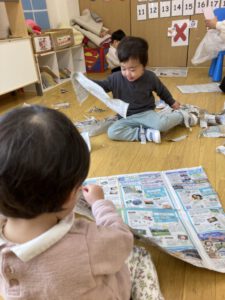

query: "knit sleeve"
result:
(93, 77), (112, 93)
(152, 73), (176, 106)
(86, 200), (133, 276)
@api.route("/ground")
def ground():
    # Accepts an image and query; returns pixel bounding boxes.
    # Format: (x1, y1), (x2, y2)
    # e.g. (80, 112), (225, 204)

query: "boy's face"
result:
(121, 58), (145, 82)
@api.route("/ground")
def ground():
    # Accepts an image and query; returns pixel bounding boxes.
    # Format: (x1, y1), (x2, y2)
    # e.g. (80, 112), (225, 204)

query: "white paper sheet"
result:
(71, 72), (129, 118)
(149, 67), (188, 77)
(177, 82), (221, 93)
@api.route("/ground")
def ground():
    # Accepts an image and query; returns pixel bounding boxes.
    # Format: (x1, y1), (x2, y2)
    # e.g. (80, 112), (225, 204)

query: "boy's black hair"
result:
(0, 105), (90, 219)
(117, 36), (149, 67)
(111, 29), (126, 42)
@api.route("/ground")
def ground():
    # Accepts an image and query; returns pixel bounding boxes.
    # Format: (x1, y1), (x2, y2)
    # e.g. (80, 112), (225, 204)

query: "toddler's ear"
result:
(63, 186), (81, 207)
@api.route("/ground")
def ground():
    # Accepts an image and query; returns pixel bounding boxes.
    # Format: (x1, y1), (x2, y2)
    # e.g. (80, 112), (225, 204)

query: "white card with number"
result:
(172, 0), (183, 16)
(148, 2), (159, 19)
(137, 4), (147, 20)
(208, 0), (220, 9)
(160, 1), (171, 18)
(195, 0), (207, 14)
(183, 0), (195, 15)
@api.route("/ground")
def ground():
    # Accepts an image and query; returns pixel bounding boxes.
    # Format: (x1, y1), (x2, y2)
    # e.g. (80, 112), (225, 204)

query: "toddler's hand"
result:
(171, 101), (181, 110)
(205, 17), (217, 29)
(82, 184), (104, 206)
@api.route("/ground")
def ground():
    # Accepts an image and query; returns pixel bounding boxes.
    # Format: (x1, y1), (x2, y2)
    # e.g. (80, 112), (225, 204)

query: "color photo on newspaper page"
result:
(75, 166), (225, 273)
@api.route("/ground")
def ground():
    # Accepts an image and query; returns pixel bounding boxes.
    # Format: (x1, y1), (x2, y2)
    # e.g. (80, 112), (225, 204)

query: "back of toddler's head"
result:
(111, 29), (126, 42)
(0, 105), (90, 219)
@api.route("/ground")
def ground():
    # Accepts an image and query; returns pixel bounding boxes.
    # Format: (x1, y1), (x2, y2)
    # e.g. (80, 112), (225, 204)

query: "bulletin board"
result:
(79, 0), (214, 67)
(131, 1), (188, 67)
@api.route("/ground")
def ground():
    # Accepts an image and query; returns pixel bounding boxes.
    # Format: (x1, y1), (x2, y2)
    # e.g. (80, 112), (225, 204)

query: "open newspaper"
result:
(75, 166), (225, 273)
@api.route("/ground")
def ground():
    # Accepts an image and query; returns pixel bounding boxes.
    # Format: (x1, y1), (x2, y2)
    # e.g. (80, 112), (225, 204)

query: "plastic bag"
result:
(191, 29), (225, 65)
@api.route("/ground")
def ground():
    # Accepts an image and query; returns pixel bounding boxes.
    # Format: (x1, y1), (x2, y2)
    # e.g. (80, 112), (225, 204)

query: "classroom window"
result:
(22, 0), (50, 30)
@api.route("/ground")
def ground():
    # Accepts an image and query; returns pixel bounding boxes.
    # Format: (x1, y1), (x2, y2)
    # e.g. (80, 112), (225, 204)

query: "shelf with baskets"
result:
(33, 44), (86, 93)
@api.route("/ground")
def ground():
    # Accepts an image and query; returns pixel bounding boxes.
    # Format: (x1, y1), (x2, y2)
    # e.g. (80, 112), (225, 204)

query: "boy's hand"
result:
(205, 17), (218, 29)
(82, 184), (104, 206)
(171, 101), (181, 110)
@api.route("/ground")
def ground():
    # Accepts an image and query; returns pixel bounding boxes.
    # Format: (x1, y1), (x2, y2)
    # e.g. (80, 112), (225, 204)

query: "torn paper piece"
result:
(167, 135), (188, 142)
(74, 115), (118, 137)
(200, 125), (225, 138)
(52, 102), (70, 110)
(140, 125), (146, 144)
(156, 99), (167, 109)
(88, 106), (107, 113)
(81, 131), (91, 151)
(149, 67), (188, 77)
(200, 119), (208, 128)
(72, 72), (129, 118)
(216, 145), (225, 155)
(177, 83), (221, 93)
(199, 110), (225, 128)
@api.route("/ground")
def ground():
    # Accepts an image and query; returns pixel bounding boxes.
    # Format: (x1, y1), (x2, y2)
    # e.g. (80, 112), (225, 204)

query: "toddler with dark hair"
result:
(95, 36), (198, 143)
(0, 105), (163, 300)
(106, 29), (126, 73)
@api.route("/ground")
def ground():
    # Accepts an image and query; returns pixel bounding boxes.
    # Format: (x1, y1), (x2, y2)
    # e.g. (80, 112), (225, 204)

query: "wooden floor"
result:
(1, 68), (225, 300)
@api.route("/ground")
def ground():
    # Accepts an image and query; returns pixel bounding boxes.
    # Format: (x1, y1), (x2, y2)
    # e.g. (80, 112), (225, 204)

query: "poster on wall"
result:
(171, 19), (189, 47)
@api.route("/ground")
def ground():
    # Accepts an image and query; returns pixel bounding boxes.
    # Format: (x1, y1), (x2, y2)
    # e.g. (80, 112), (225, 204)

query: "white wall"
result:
(46, 0), (80, 28)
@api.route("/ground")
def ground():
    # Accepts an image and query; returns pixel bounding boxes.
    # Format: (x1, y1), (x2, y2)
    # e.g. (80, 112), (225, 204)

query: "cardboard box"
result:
(32, 34), (52, 54)
(84, 47), (108, 73)
(44, 29), (74, 50)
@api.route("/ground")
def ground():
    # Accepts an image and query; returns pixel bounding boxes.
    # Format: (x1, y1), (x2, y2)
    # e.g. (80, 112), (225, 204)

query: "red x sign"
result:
(174, 23), (187, 42)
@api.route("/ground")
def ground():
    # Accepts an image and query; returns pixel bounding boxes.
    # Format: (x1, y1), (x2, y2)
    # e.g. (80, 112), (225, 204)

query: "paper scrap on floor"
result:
(200, 125), (225, 137)
(71, 72), (129, 118)
(177, 82), (221, 93)
(149, 67), (188, 77)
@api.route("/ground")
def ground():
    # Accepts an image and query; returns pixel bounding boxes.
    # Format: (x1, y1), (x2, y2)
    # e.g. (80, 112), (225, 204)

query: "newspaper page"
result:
(75, 166), (225, 273)
(177, 83), (221, 94)
(71, 72), (129, 118)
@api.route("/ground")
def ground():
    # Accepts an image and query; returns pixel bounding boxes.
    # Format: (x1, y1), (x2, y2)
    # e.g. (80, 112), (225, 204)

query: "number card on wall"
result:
(148, 2), (159, 19)
(195, 0), (207, 14)
(137, 4), (147, 20)
(172, 19), (189, 47)
(172, 0), (183, 16)
(183, 0), (195, 15)
(160, 1), (171, 18)
(208, 0), (220, 8)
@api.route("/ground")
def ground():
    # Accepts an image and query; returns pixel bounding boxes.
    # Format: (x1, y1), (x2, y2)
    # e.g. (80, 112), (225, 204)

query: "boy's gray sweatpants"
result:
(108, 110), (183, 141)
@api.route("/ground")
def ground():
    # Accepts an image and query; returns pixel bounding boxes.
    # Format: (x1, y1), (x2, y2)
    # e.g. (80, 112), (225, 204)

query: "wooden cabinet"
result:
(0, 0), (39, 95)
(0, 38), (39, 96)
